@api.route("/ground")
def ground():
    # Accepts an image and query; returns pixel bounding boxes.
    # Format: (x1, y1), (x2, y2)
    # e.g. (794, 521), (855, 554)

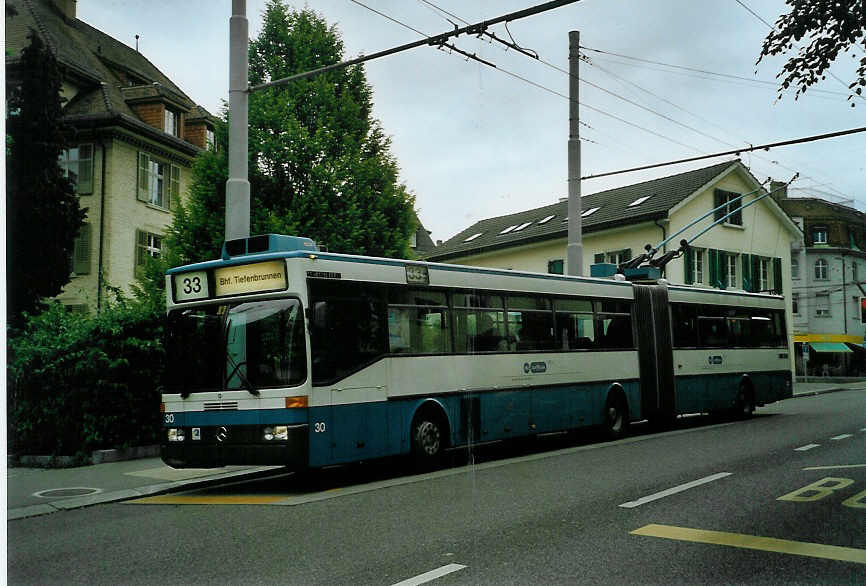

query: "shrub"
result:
(7, 299), (165, 456)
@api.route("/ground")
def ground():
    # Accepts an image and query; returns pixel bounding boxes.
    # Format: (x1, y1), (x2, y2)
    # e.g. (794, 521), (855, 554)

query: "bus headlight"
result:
(263, 426), (289, 441)
(167, 428), (185, 442)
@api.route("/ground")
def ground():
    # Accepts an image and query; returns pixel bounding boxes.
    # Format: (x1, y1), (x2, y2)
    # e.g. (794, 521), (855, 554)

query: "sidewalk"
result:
(6, 380), (864, 521)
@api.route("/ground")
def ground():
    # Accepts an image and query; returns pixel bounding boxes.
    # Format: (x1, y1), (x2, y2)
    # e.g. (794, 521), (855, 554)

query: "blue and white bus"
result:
(160, 234), (792, 469)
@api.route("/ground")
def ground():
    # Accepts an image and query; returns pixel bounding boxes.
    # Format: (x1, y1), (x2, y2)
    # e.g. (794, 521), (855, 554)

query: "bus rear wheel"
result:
(603, 394), (629, 440)
(411, 412), (446, 468)
(734, 385), (755, 419)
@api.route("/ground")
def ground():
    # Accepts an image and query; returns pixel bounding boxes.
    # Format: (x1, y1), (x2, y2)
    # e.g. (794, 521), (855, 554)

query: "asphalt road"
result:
(8, 391), (865, 585)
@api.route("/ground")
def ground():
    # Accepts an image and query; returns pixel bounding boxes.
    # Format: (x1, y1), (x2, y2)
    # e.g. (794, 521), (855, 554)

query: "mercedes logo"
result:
(215, 426), (229, 443)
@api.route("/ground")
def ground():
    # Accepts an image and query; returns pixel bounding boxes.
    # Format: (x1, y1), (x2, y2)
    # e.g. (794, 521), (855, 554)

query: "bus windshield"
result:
(165, 298), (307, 394)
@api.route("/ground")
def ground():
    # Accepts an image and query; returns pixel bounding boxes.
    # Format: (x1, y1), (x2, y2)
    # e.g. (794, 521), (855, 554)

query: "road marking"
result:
(130, 494), (288, 504)
(803, 464), (866, 471)
(619, 472), (732, 508)
(391, 564), (467, 586)
(794, 443), (820, 451)
(631, 524), (866, 564)
(830, 434), (854, 440)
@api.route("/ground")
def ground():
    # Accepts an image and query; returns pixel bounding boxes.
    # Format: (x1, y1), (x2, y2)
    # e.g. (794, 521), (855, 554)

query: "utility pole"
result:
(566, 30), (583, 276)
(226, 0), (250, 240)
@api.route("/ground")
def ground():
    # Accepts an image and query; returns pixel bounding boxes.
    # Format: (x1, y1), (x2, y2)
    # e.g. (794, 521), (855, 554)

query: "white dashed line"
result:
(391, 564), (467, 586)
(830, 434), (854, 441)
(619, 472), (732, 509)
(794, 444), (820, 451)
(803, 464), (866, 471)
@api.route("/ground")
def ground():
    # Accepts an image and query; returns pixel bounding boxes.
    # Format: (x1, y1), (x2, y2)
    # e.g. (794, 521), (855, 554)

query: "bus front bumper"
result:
(160, 423), (308, 469)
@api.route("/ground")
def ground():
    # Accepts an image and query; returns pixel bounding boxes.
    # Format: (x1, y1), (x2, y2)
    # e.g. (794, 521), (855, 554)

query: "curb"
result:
(7, 465), (284, 521)
(792, 386), (863, 398)
(10, 445), (160, 469)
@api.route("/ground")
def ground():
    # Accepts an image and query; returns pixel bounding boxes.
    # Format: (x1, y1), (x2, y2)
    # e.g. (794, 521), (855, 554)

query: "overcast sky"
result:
(79, 0), (865, 243)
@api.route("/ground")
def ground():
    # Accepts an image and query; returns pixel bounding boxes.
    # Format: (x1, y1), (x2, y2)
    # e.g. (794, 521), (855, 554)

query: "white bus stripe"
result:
(391, 564), (467, 586)
(619, 472), (732, 508)
(830, 434), (854, 440)
(794, 444), (820, 451)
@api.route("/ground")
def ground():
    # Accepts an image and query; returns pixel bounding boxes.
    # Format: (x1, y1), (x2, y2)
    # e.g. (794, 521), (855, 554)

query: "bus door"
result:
(632, 284), (676, 419)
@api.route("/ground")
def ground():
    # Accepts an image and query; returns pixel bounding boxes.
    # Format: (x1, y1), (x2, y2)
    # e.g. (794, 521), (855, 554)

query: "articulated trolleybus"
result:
(161, 234), (792, 469)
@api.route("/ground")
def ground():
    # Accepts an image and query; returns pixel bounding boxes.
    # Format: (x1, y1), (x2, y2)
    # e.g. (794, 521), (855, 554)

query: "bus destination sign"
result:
(214, 260), (287, 297)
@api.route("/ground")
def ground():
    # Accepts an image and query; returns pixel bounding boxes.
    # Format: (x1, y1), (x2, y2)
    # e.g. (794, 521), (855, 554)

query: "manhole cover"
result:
(33, 487), (103, 499)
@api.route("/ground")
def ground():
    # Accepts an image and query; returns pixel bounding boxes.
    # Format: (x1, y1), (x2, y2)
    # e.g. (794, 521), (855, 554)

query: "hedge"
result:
(7, 301), (165, 456)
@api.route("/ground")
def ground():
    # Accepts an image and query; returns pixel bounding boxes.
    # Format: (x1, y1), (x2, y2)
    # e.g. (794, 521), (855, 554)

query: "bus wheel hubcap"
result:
(417, 422), (440, 455)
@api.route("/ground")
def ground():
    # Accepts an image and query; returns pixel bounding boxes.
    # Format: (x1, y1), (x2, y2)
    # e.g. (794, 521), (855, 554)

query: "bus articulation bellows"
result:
(160, 234), (792, 469)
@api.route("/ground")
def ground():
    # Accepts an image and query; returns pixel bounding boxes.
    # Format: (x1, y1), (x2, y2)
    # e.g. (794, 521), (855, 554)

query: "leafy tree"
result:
(757, 0), (866, 105)
(159, 1), (416, 278)
(6, 32), (85, 325)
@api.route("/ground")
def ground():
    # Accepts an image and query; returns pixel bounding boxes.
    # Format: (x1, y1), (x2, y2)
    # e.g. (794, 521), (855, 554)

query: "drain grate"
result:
(33, 487), (103, 499)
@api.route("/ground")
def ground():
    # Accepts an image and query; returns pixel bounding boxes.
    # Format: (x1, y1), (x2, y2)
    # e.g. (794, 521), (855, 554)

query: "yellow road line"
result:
(631, 524), (866, 564)
(129, 494), (288, 505)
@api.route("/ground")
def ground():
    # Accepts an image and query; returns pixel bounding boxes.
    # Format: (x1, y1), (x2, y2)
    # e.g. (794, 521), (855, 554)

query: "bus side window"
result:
(671, 304), (698, 347)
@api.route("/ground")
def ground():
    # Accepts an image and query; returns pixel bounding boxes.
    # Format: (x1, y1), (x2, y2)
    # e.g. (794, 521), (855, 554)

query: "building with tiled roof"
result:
(6, 0), (218, 312)
(427, 160), (800, 331)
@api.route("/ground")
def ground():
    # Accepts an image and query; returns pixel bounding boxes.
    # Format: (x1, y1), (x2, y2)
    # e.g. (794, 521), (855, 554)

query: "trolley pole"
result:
(566, 30), (583, 276)
(226, 0), (250, 240)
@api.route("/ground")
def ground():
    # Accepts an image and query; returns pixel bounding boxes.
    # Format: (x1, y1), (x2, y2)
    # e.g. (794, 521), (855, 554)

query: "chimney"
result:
(769, 180), (788, 202)
(54, 0), (76, 20)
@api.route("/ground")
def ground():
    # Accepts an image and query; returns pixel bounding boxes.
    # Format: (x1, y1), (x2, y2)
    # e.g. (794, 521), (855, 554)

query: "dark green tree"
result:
(6, 32), (85, 325)
(161, 1), (416, 275)
(757, 0), (866, 105)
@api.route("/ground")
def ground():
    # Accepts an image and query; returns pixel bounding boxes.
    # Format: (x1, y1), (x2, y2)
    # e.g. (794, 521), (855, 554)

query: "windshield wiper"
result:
(224, 351), (260, 396)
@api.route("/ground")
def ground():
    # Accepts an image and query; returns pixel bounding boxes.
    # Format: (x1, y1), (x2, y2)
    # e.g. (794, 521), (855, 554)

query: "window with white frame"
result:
(59, 144), (94, 194)
(164, 108), (179, 136)
(815, 258), (828, 280)
(135, 230), (162, 273)
(726, 254), (738, 288)
(206, 127), (216, 150)
(758, 258), (769, 292)
(606, 249), (631, 265)
(815, 293), (830, 317)
(692, 248), (704, 284)
(137, 152), (179, 210)
(714, 189), (742, 226)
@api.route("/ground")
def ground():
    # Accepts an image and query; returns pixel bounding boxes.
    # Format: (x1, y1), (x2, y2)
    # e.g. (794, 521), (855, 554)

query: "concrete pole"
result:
(226, 0), (250, 240)
(566, 30), (583, 276)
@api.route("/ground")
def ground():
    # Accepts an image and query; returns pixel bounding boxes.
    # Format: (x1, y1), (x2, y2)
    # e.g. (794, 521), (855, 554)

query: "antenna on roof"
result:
(135, 35), (139, 52)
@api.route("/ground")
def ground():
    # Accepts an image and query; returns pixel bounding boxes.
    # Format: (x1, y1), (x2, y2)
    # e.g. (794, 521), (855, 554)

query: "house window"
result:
(758, 258), (769, 292)
(792, 293), (799, 315)
(815, 293), (830, 317)
(791, 257), (799, 279)
(548, 259), (564, 275)
(136, 230), (162, 272)
(409, 231), (417, 249)
(714, 189), (742, 226)
(815, 259), (828, 280)
(692, 248), (704, 284)
(206, 127), (215, 150)
(59, 144), (93, 194)
(164, 108), (178, 136)
(813, 227), (828, 245)
(605, 249), (632, 265)
(137, 152), (179, 210)
(727, 254), (738, 288)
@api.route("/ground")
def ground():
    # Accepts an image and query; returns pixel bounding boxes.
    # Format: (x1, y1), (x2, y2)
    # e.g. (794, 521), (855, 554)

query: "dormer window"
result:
(812, 226), (828, 245)
(164, 108), (179, 136)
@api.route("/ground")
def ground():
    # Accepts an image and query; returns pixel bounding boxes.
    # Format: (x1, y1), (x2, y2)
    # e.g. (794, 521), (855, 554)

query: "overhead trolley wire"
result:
(250, 0), (583, 92)
(581, 126), (866, 180)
